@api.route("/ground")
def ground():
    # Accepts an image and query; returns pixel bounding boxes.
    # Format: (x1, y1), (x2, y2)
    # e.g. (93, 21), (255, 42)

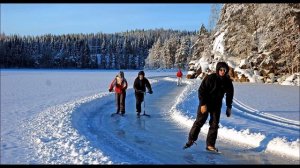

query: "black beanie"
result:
(138, 71), (145, 76)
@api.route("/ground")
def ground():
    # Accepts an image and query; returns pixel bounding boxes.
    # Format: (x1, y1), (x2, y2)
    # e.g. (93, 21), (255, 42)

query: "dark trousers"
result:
(188, 105), (221, 147)
(135, 93), (144, 113)
(115, 92), (126, 114)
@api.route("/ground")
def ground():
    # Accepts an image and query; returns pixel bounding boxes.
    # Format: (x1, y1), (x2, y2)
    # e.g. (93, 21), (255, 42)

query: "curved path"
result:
(72, 77), (298, 164)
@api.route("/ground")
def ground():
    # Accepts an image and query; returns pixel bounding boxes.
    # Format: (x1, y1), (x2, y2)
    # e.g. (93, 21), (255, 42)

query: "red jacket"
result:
(109, 77), (128, 94)
(177, 70), (183, 77)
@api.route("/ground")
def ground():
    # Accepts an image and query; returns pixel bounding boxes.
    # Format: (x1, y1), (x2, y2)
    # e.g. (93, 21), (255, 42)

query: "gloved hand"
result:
(149, 90), (153, 94)
(109, 88), (113, 92)
(200, 105), (207, 114)
(226, 107), (232, 117)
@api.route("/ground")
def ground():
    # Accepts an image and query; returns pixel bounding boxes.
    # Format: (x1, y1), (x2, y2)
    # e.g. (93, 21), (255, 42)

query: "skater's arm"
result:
(133, 78), (140, 92)
(109, 78), (116, 92)
(123, 79), (128, 90)
(198, 76), (209, 106)
(145, 78), (153, 93)
(225, 79), (234, 108)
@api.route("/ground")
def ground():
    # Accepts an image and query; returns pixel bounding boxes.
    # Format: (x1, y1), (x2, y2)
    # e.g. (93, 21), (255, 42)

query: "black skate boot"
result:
(183, 140), (197, 149)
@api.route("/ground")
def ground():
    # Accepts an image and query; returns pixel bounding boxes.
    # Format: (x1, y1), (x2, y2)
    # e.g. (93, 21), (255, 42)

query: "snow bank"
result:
(24, 93), (114, 164)
(168, 79), (300, 159)
(266, 138), (300, 158)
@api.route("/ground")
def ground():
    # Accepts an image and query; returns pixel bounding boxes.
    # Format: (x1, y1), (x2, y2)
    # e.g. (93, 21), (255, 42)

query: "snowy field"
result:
(1, 69), (299, 164)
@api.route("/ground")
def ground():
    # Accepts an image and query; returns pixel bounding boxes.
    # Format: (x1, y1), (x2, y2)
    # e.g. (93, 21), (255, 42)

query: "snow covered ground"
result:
(1, 69), (299, 164)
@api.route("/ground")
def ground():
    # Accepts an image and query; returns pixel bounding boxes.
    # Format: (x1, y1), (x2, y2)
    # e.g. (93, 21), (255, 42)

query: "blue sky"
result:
(1, 3), (212, 36)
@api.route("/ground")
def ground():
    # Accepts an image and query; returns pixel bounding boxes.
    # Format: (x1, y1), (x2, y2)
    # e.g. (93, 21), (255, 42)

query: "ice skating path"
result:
(72, 76), (298, 164)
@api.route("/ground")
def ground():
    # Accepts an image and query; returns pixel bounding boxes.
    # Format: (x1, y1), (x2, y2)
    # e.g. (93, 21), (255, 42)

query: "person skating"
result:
(109, 71), (128, 115)
(183, 62), (234, 152)
(176, 68), (183, 86)
(133, 71), (153, 117)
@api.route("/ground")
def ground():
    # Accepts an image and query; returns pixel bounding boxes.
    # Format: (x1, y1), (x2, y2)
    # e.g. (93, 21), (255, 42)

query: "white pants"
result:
(177, 77), (182, 85)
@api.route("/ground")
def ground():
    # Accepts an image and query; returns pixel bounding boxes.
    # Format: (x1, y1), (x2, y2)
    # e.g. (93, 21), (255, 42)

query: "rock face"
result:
(228, 66), (239, 81)
(218, 3), (300, 78)
(189, 4), (300, 85)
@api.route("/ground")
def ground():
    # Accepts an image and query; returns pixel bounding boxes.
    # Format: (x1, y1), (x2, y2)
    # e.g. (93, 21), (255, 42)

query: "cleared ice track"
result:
(72, 76), (298, 164)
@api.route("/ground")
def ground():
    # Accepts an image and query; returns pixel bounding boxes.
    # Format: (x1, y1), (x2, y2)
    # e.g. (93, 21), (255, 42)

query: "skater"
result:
(176, 68), (183, 86)
(183, 62), (234, 152)
(109, 71), (128, 115)
(133, 71), (153, 117)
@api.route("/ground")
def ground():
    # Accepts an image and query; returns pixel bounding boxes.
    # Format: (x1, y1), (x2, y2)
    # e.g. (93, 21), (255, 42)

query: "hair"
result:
(119, 71), (124, 78)
(117, 71), (124, 78)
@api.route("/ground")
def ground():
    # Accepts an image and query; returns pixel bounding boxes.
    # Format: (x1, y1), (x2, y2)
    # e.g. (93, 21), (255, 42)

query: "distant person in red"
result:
(109, 71), (128, 115)
(176, 68), (183, 86)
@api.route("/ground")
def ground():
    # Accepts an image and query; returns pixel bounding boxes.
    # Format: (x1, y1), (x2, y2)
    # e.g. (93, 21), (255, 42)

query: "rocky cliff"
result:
(189, 3), (300, 86)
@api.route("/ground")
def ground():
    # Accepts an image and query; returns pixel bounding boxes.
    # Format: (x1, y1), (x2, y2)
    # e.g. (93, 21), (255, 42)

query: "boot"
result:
(183, 140), (196, 149)
(206, 146), (218, 152)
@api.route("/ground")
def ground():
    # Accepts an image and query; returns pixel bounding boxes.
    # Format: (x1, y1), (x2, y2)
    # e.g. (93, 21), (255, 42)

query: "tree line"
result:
(0, 29), (200, 69)
(145, 24), (209, 70)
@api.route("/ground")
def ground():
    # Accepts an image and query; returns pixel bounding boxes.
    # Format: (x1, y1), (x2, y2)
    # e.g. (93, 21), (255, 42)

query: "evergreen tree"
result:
(200, 24), (208, 35)
(146, 38), (162, 69)
(100, 39), (107, 69)
(81, 41), (90, 68)
(175, 37), (190, 69)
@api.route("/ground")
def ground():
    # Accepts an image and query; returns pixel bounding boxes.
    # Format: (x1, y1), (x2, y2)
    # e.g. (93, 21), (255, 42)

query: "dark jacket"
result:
(133, 77), (152, 93)
(198, 62), (234, 111)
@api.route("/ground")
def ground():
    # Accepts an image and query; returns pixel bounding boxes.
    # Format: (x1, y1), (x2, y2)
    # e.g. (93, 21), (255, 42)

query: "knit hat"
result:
(138, 71), (145, 76)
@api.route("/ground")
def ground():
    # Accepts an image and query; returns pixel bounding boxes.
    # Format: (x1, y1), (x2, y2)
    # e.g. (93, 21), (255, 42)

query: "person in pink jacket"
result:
(109, 71), (128, 115)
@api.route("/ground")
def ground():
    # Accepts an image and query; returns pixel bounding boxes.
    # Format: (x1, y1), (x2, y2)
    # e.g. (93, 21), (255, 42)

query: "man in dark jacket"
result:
(133, 71), (153, 117)
(183, 62), (234, 152)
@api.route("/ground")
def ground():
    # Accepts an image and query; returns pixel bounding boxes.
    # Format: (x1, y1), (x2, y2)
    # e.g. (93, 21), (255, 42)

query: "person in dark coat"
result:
(183, 61), (234, 152)
(133, 71), (153, 116)
(109, 71), (128, 115)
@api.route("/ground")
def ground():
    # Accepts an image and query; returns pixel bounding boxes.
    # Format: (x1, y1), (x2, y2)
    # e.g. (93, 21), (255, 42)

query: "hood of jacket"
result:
(216, 62), (229, 77)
